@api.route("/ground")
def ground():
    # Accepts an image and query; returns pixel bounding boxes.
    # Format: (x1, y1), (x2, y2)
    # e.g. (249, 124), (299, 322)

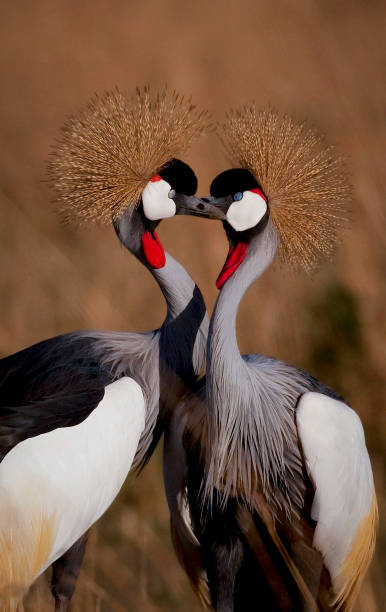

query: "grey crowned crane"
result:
(0, 88), (211, 612)
(164, 108), (377, 611)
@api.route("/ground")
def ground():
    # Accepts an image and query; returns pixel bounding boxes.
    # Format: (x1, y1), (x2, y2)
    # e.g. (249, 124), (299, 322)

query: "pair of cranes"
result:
(0, 88), (377, 612)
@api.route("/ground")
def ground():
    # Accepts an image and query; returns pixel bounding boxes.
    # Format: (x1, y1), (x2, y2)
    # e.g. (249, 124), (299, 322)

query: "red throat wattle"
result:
(216, 242), (248, 290)
(142, 231), (166, 269)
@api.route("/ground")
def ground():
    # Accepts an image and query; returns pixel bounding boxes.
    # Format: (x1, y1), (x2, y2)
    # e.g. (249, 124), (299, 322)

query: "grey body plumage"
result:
(0, 87), (212, 611)
(0, 154), (210, 611)
(203, 221), (340, 515)
(164, 141), (367, 610)
(0, 224), (208, 612)
(164, 219), (342, 611)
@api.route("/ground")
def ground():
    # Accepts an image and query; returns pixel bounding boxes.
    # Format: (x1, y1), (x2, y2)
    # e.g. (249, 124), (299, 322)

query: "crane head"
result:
(47, 86), (212, 270)
(114, 158), (213, 270)
(217, 106), (350, 272)
(178, 167), (270, 288)
(47, 87), (211, 225)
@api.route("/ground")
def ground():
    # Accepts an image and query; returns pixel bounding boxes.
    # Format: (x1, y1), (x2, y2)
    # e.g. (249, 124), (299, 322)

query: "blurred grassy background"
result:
(0, 1), (384, 610)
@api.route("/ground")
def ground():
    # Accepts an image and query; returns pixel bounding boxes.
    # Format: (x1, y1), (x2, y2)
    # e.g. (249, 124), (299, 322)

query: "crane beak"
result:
(175, 194), (229, 220)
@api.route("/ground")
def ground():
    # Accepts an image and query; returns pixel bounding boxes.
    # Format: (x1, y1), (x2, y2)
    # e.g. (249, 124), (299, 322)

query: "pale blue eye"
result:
(168, 189), (176, 199)
(233, 192), (243, 201)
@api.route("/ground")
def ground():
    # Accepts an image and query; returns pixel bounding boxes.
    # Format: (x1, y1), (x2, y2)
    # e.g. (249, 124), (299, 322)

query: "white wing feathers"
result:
(0, 376), (146, 601)
(297, 392), (377, 608)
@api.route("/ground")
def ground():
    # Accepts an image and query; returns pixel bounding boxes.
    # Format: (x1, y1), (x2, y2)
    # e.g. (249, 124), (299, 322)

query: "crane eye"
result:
(168, 189), (176, 199)
(233, 192), (243, 202)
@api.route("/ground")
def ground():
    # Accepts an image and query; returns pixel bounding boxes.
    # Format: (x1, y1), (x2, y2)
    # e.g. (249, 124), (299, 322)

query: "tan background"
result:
(0, 1), (385, 610)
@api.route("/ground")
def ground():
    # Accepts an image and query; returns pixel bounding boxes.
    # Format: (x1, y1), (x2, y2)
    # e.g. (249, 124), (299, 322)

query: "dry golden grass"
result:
(0, 1), (385, 610)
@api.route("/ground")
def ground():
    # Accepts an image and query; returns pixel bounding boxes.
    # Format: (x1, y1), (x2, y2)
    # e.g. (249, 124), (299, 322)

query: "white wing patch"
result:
(0, 377), (145, 600)
(297, 392), (377, 606)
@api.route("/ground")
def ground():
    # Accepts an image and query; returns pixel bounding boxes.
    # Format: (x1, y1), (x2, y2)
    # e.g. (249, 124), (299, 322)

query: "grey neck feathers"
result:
(153, 252), (199, 322)
(155, 251), (208, 390)
(137, 250), (208, 467)
(204, 221), (306, 512)
(207, 220), (278, 391)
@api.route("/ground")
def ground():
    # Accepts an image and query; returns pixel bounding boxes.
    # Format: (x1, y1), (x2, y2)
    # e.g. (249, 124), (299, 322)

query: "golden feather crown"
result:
(47, 87), (211, 224)
(218, 106), (351, 271)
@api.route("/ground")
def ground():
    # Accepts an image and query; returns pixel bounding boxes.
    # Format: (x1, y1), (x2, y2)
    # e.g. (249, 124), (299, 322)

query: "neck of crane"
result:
(154, 252), (208, 383)
(152, 252), (199, 321)
(136, 251), (208, 466)
(207, 220), (278, 384)
(116, 206), (208, 383)
(114, 209), (205, 333)
(202, 221), (279, 504)
(128, 250), (208, 471)
(154, 251), (208, 391)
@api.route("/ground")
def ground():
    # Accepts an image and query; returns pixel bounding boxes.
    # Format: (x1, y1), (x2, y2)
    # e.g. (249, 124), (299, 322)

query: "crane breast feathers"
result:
(296, 392), (377, 609)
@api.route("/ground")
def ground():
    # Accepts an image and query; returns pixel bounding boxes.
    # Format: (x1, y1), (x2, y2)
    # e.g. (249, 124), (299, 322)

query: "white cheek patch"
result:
(226, 190), (267, 232)
(142, 179), (176, 220)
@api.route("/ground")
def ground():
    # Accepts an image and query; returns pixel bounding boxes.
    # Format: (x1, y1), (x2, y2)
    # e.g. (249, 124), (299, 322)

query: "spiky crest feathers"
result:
(218, 106), (351, 271)
(47, 86), (212, 224)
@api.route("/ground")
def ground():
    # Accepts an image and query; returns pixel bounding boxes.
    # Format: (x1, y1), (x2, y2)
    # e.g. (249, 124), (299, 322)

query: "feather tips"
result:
(218, 106), (351, 271)
(47, 87), (211, 224)
(333, 491), (378, 611)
